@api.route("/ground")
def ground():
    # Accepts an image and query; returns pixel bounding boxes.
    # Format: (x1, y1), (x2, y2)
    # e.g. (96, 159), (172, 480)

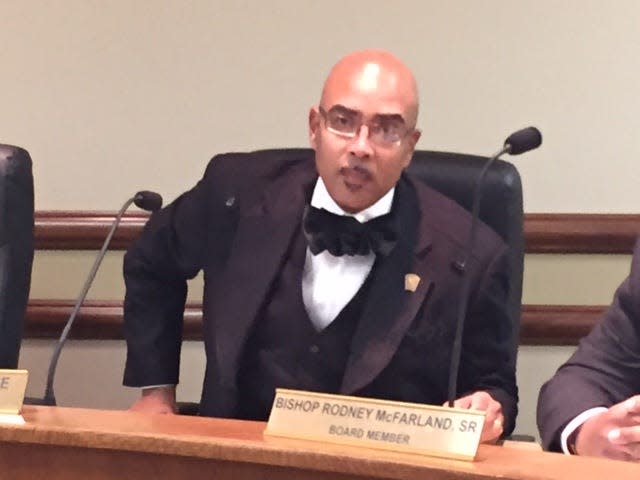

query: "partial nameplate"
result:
(0, 369), (28, 415)
(264, 388), (485, 461)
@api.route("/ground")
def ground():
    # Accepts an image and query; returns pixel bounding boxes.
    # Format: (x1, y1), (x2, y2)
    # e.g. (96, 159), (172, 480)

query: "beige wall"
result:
(2, 0), (640, 212)
(3, 1), (639, 441)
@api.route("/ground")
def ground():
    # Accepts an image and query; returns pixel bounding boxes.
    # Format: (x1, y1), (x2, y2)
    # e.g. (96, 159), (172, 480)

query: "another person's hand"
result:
(129, 386), (177, 414)
(575, 395), (640, 461)
(444, 391), (504, 443)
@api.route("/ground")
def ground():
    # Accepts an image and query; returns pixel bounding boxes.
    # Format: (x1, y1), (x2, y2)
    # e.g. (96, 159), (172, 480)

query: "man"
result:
(538, 239), (640, 460)
(123, 49), (517, 443)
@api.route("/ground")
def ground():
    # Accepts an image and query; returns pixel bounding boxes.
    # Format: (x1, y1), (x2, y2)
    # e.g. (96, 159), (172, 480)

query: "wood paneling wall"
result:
(28, 212), (640, 345)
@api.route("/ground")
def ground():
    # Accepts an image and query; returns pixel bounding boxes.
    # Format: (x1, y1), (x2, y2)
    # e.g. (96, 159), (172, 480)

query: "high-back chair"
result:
(407, 149), (524, 365)
(0, 144), (34, 368)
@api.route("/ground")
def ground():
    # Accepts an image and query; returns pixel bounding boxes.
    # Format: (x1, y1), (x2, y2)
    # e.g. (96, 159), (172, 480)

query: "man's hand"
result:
(129, 386), (177, 414)
(444, 391), (504, 443)
(575, 395), (640, 461)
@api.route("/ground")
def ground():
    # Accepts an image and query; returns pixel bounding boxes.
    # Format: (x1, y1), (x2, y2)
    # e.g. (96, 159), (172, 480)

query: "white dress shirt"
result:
(302, 178), (394, 331)
(560, 407), (607, 454)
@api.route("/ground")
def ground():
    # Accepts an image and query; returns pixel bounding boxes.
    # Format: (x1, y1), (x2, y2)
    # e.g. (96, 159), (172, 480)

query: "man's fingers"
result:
(484, 407), (503, 424)
(621, 397), (640, 425)
(606, 397), (640, 428)
(608, 425), (640, 446)
(451, 392), (492, 410)
(625, 396), (640, 414)
(446, 397), (472, 409)
(493, 417), (504, 431)
(484, 411), (504, 434)
(606, 426), (640, 460)
(447, 392), (504, 443)
(611, 397), (639, 418)
(470, 395), (488, 410)
(480, 416), (504, 443)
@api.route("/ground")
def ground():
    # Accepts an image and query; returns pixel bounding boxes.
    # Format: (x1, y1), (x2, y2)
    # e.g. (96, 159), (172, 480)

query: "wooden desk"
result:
(0, 406), (638, 479)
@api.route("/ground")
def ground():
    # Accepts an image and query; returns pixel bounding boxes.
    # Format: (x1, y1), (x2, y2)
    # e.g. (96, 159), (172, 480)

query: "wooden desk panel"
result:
(1, 406), (639, 480)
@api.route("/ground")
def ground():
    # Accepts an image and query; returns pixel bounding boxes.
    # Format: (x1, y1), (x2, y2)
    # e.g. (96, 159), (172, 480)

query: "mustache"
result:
(341, 163), (372, 178)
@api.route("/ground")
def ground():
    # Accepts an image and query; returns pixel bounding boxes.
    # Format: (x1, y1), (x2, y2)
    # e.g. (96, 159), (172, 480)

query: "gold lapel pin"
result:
(404, 273), (421, 292)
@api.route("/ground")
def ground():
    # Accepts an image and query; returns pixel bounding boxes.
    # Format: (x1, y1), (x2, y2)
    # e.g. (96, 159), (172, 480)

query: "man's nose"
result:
(348, 125), (374, 158)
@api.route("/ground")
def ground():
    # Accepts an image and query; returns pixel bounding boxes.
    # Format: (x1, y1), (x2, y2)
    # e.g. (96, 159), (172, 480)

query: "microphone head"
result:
(504, 127), (542, 155)
(133, 191), (163, 212)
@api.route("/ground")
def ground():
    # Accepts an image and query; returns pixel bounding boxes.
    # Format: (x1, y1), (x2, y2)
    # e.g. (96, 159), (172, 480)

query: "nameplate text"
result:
(264, 388), (485, 461)
(0, 369), (28, 415)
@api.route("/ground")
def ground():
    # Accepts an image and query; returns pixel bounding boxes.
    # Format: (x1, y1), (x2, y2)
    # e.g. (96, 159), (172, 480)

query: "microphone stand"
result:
(446, 126), (541, 407)
(42, 196), (140, 406)
(447, 145), (511, 407)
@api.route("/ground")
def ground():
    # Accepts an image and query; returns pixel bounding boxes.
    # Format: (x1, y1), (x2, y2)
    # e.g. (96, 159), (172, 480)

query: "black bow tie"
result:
(303, 206), (398, 257)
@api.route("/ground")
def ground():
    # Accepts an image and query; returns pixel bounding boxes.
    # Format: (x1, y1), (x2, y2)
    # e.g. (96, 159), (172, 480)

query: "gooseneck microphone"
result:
(503, 127), (543, 155)
(41, 190), (162, 406)
(447, 127), (541, 408)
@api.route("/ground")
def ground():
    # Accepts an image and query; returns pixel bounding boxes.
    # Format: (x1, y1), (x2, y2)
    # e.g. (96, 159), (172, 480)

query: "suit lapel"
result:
(211, 162), (316, 386)
(341, 176), (438, 394)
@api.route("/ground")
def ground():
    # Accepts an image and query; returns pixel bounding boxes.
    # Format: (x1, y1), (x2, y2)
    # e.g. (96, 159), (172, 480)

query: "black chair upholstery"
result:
(406, 149), (524, 364)
(0, 144), (34, 369)
(177, 147), (524, 414)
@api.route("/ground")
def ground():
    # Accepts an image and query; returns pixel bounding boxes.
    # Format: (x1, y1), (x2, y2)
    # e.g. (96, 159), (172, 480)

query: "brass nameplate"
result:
(0, 369), (29, 415)
(264, 388), (485, 461)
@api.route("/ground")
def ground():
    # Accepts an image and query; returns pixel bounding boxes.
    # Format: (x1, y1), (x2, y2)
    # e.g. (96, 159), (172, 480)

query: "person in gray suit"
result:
(538, 238), (640, 460)
(123, 49), (517, 443)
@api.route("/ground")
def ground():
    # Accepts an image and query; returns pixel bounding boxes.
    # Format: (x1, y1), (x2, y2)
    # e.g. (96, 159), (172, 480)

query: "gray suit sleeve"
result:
(537, 239), (640, 451)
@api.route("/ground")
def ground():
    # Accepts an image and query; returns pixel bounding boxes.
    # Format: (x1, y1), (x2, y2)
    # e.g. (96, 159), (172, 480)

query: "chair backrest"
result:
(0, 144), (34, 368)
(407, 150), (524, 365)
(251, 148), (524, 351)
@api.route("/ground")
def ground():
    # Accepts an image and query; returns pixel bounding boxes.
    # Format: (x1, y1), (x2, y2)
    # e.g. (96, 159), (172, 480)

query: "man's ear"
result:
(403, 129), (422, 167)
(308, 106), (320, 149)
(409, 128), (422, 149)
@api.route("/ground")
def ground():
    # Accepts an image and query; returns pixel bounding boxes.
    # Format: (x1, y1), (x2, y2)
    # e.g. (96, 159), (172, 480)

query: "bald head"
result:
(320, 49), (419, 127)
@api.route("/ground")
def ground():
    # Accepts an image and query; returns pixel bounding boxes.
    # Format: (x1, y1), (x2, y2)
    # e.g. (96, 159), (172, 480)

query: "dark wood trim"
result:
(25, 300), (203, 341)
(25, 300), (604, 345)
(524, 213), (640, 254)
(35, 211), (640, 253)
(519, 304), (605, 345)
(35, 212), (151, 250)
(30, 211), (631, 344)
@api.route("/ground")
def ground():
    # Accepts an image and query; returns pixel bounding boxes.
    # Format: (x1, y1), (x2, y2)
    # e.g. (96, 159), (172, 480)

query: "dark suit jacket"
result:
(537, 238), (640, 451)
(123, 150), (518, 434)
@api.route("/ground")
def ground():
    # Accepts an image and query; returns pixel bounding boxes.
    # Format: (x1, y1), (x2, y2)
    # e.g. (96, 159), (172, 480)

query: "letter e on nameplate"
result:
(264, 388), (485, 461)
(0, 369), (28, 415)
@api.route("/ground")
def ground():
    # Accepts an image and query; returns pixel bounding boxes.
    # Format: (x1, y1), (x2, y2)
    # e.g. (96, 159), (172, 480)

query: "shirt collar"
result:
(310, 177), (394, 223)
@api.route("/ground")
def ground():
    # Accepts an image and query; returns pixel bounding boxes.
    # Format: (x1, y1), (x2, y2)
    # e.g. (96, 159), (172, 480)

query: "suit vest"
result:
(235, 226), (374, 421)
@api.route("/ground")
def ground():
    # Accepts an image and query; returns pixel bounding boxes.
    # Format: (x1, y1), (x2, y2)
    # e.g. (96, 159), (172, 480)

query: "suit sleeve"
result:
(459, 245), (519, 437)
(537, 239), (640, 451)
(122, 159), (223, 387)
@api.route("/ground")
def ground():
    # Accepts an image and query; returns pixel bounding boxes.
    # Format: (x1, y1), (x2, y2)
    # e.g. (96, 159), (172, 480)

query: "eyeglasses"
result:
(318, 105), (414, 147)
